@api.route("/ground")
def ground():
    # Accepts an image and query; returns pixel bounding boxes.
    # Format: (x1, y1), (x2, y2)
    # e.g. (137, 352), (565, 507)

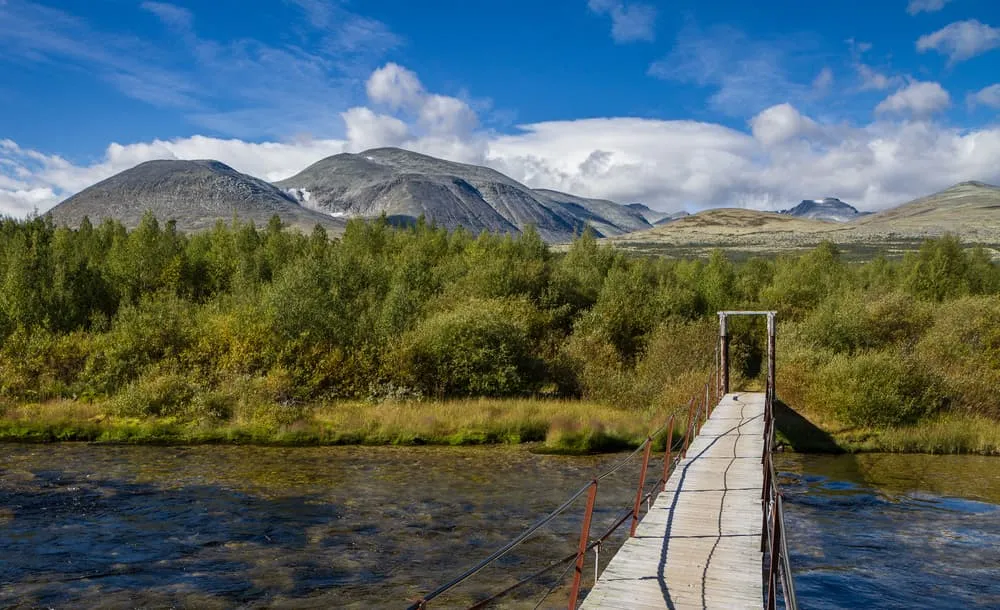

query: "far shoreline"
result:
(2, 398), (998, 457)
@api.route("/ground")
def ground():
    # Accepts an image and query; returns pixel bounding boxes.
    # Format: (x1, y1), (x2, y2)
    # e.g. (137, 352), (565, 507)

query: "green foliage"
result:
(0, 215), (997, 433)
(811, 351), (943, 428)
(391, 298), (544, 397)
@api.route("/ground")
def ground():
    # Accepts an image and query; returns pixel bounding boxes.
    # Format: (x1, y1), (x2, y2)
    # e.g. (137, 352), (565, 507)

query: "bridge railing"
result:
(762, 384), (798, 610)
(406, 371), (720, 610)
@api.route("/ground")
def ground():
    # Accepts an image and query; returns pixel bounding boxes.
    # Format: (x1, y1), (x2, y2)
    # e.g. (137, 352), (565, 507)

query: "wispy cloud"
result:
(967, 83), (1000, 109)
(917, 19), (1000, 64)
(906, 0), (955, 15)
(587, 0), (656, 43)
(648, 24), (819, 117)
(0, 0), (402, 139)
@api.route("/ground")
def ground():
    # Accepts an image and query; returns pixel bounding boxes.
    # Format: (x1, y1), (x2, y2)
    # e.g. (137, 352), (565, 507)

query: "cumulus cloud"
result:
(4, 65), (1000, 220)
(364, 63), (479, 138)
(967, 83), (1000, 108)
(587, 0), (656, 43)
(875, 81), (951, 116)
(749, 103), (820, 146)
(917, 20), (1000, 63)
(906, 0), (954, 15)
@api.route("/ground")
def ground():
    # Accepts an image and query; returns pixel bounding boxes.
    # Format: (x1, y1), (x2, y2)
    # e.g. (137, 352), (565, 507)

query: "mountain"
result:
(850, 181), (1000, 238)
(47, 160), (346, 233)
(653, 211), (691, 225)
(275, 147), (650, 242)
(780, 197), (863, 222)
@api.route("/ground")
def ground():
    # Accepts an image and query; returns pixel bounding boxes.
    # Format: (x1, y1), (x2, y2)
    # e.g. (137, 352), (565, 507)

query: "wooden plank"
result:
(580, 392), (765, 610)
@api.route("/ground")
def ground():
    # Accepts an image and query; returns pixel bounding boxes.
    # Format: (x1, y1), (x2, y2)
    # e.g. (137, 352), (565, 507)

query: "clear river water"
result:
(0, 444), (998, 608)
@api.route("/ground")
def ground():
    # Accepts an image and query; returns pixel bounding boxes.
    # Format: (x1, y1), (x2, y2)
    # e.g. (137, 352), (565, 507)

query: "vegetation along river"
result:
(0, 445), (998, 608)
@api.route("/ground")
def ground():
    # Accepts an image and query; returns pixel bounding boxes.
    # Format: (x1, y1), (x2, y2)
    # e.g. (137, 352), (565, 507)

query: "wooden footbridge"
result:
(407, 312), (797, 610)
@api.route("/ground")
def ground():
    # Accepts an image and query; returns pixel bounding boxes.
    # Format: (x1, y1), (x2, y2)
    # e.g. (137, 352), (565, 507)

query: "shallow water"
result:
(776, 453), (1000, 609)
(0, 445), (998, 608)
(0, 444), (645, 608)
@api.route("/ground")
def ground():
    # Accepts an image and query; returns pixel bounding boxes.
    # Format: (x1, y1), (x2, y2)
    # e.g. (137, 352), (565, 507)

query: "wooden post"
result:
(683, 398), (695, 457)
(568, 481), (599, 609)
(630, 439), (653, 536)
(661, 416), (675, 491)
(719, 312), (729, 396)
(767, 312), (776, 416)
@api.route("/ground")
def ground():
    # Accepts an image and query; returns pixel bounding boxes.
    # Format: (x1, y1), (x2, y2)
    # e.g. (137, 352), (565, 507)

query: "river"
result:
(0, 445), (998, 608)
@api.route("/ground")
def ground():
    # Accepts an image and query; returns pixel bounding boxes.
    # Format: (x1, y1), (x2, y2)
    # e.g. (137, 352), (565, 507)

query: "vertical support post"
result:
(767, 312), (776, 416)
(568, 481), (599, 609)
(718, 312), (729, 396)
(630, 439), (653, 537)
(661, 416), (675, 491)
(683, 398), (695, 457)
(766, 498), (781, 610)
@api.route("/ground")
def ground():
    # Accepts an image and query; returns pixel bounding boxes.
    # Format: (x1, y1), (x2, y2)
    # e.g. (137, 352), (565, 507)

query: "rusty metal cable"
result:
(408, 397), (699, 609)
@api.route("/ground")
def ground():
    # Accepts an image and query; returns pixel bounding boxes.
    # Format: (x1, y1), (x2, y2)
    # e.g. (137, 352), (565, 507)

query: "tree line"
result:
(1, 212), (998, 428)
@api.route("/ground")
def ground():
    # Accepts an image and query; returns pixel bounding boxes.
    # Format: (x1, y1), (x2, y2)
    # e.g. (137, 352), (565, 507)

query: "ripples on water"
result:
(777, 453), (1000, 609)
(0, 445), (644, 608)
(1, 445), (999, 608)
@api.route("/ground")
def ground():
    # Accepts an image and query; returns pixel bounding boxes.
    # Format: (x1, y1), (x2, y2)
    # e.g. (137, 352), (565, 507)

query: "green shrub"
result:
(810, 350), (943, 428)
(390, 298), (544, 397)
(915, 296), (1000, 416)
(109, 368), (200, 417)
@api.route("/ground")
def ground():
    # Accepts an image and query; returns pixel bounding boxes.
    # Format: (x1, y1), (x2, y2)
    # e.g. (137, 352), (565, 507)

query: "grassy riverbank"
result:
(774, 400), (1000, 455)
(3, 396), (1000, 455)
(0, 398), (680, 453)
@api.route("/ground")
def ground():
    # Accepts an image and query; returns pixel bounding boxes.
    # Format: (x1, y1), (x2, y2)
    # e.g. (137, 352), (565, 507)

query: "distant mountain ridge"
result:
(275, 148), (650, 241)
(47, 159), (346, 233)
(780, 197), (865, 222)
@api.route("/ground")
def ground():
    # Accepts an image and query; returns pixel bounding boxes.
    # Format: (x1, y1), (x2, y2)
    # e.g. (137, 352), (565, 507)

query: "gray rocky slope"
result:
(780, 197), (865, 222)
(47, 160), (347, 233)
(275, 147), (651, 242)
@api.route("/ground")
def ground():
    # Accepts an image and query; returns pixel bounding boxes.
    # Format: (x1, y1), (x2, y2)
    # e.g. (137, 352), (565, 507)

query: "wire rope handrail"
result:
(405, 370), (719, 610)
(762, 383), (798, 610)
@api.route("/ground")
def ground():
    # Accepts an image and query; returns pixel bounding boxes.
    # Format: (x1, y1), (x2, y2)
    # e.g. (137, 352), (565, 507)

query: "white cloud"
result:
(917, 20), (1000, 63)
(341, 107), (410, 151)
(875, 81), (951, 116)
(4, 66), (1000, 221)
(366, 63), (425, 110)
(750, 103), (820, 146)
(856, 63), (903, 90)
(812, 67), (833, 93)
(140, 2), (192, 30)
(649, 24), (818, 116)
(587, 0), (656, 43)
(967, 83), (1000, 108)
(907, 0), (954, 15)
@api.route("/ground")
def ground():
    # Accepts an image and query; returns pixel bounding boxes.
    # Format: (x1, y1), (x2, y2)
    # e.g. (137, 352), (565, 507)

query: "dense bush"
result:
(0, 213), (997, 428)
(809, 351), (944, 428)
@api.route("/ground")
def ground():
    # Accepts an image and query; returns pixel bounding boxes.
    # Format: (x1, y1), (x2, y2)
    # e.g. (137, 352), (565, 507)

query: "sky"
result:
(1, 0), (999, 217)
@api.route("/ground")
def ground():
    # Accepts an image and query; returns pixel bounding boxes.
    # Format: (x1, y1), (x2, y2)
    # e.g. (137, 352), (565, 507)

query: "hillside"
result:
(781, 197), (864, 222)
(275, 147), (650, 242)
(612, 208), (837, 243)
(849, 181), (1000, 239)
(47, 160), (346, 233)
(606, 183), (1000, 258)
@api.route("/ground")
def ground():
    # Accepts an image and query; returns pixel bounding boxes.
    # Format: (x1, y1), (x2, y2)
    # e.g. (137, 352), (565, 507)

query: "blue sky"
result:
(1, 0), (999, 215)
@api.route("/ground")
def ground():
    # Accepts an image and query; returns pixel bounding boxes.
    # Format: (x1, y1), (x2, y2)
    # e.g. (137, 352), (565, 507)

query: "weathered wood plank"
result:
(580, 392), (765, 610)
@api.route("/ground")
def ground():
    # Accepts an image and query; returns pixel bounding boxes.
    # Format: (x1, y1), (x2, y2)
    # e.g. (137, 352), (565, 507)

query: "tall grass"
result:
(0, 398), (688, 453)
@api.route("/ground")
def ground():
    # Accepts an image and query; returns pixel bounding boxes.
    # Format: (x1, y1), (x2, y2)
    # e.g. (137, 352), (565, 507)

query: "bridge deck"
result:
(581, 392), (765, 609)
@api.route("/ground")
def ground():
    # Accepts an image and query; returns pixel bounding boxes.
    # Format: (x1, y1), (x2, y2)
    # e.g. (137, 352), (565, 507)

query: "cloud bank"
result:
(3, 62), (1000, 219)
